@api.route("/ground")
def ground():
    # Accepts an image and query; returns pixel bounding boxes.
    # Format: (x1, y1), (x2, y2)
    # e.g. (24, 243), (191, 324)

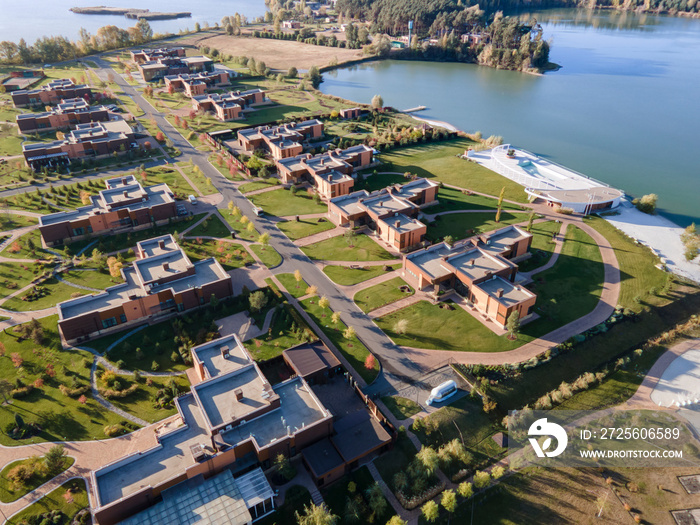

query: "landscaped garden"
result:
(277, 217), (335, 241)
(238, 180), (281, 194)
(256, 485), (311, 525)
(354, 277), (414, 313)
(248, 188), (327, 217)
(302, 234), (395, 262)
(218, 208), (260, 241)
(430, 186), (524, 214)
(183, 238), (254, 270)
(0, 445), (74, 503)
(2, 277), (90, 312)
(140, 164), (198, 198)
(250, 244), (282, 268)
(177, 162), (218, 195)
(244, 304), (315, 362)
(426, 211), (525, 242)
(7, 478), (89, 525)
(186, 213), (231, 239)
(323, 264), (401, 285)
(323, 466), (393, 525)
(516, 220), (562, 273)
(275, 273), (309, 299)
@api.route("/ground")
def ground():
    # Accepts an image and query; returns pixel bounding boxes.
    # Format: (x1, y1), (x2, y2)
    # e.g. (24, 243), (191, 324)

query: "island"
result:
(70, 6), (191, 20)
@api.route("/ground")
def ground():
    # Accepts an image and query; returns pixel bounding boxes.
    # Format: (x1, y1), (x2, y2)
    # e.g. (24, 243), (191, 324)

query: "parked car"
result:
(188, 195), (198, 205)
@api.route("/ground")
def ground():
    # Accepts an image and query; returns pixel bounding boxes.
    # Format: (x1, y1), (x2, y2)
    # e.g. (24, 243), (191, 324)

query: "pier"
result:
(401, 106), (426, 113)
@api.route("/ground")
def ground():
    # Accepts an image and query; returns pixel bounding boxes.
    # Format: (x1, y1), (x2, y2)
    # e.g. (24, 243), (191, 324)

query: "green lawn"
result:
(430, 186), (524, 214)
(302, 234), (395, 262)
(374, 431), (417, 493)
(95, 366), (190, 424)
(588, 216), (670, 311)
(251, 244), (282, 268)
(323, 264), (402, 285)
(0, 262), (45, 301)
(516, 221), (562, 273)
(357, 172), (407, 192)
(2, 277), (89, 311)
(7, 478), (89, 525)
(177, 162), (219, 195)
(187, 213), (231, 238)
(243, 305), (313, 361)
(1, 229), (59, 260)
(141, 165), (198, 199)
(0, 124), (25, 157)
(0, 316), (127, 446)
(354, 277), (413, 313)
(426, 211), (525, 242)
(60, 267), (122, 290)
(183, 239), (254, 271)
(377, 139), (529, 202)
(0, 214), (38, 229)
(323, 466), (393, 525)
(239, 180), (281, 194)
(300, 297), (379, 384)
(218, 209), (260, 241)
(275, 273), (309, 299)
(277, 218), (335, 241)
(0, 456), (75, 503)
(249, 188), (327, 217)
(380, 396), (421, 420)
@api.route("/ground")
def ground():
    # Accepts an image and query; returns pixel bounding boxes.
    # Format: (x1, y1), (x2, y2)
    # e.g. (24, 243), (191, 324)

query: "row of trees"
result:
(0, 19), (154, 64)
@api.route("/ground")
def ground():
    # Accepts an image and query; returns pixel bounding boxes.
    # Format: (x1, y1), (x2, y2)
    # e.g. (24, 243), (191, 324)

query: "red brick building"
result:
(163, 71), (230, 97)
(237, 119), (324, 159)
(11, 78), (92, 108)
(15, 98), (110, 134)
(192, 89), (266, 121)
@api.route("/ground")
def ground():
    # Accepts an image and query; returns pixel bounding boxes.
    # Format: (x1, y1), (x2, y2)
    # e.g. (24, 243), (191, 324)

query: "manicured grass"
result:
(323, 264), (401, 285)
(426, 211), (525, 242)
(183, 238), (254, 270)
(358, 172), (407, 192)
(380, 396), (421, 420)
(588, 216), (670, 311)
(430, 186), (524, 214)
(277, 217), (335, 241)
(0, 316), (127, 446)
(60, 267), (123, 290)
(177, 162), (219, 195)
(323, 466), (393, 525)
(1, 229), (58, 260)
(302, 234), (395, 262)
(218, 209), (260, 241)
(7, 478), (89, 525)
(239, 180), (281, 194)
(0, 262), (46, 301)
(516, 220), (562, 273)
(256, 485), (311, 525)
(275, 273), (309, 299)
(0, 456), (75, 503)
(354, 277), (413, 313)
(300, 297), (379, 384)
(95, 366), (190, 423)
(2, 277), (89, 311)
(243, 305), (313, 361)
(0, 124), (24, 156)
(0, 214), (39, 229)
(377, 139), (529, 202)
(187, 213), (231, 238)
(249, 188), (327, 217)
(141, 164), (198, 198)
(251, 244), (282, 268)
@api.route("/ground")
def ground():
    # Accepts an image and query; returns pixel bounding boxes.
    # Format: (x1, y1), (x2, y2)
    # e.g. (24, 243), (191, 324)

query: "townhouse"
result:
(11, 78), (92, 108)
(191, 89), (266, 121)
(163, 71), (230, 97)
(15, 98), (110, 134)
(237, 119), (324, 159)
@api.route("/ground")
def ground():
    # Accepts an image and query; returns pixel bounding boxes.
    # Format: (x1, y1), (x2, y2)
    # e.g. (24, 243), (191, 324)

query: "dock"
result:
(402, 106), (426, 113)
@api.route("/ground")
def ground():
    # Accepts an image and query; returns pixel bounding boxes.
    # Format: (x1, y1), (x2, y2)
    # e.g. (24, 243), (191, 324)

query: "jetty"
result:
(70, 6), (191, 20)
(402, 105), (426, 113)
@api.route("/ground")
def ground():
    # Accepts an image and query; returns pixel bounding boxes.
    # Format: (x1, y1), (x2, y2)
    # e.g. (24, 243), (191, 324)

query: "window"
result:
(119, 314), (127, 323)
(102, 317), (117, 329)
(87, 226), (93, 233)
(72, 227), (84, 236)
(177, 303), (184, 312)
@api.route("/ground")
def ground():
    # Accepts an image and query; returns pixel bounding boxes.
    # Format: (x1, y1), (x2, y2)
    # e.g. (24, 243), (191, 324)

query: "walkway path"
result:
(89, 356), (149, 427)
(518, 221), (567, 281)
(293, 225), (347, 247)
(55, 274), (102, 292)
(336, 269), (403, 298)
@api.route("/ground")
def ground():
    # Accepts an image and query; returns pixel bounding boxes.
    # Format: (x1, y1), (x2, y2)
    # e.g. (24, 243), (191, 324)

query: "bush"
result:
(59, 384), (90, 397)
(99, 383), (138, 400)
(634, 193), (658, 214)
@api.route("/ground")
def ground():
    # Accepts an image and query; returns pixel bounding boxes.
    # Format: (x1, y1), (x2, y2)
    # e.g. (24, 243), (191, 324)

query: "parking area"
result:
(391, 365), (470, 413)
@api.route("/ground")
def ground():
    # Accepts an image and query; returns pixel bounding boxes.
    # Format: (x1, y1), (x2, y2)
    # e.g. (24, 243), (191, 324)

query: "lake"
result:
(0, 0), (267, 44)
(320, 9), (700, 226)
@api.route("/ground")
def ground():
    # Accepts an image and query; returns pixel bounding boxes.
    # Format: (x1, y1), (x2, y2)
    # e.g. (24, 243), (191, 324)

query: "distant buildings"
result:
(22, 120), (136, 171)
(129, 47), (187, 64)
(328, 177), (438, 251)
(403, 225), (536, 328)
(339, 107), (363, 119)
(277, 144), (374, 199)
(15, 98), (110, 134)
(163, 71), (230, 97)
(11, 78), (92, 108)
(191, 89), (266, 122)
(237, 120), (324, 159)
(136, 54), (214, 82)
(38, 174), (177, 247)
(282, 20), (302, 29)
(57, 234), (233, 345)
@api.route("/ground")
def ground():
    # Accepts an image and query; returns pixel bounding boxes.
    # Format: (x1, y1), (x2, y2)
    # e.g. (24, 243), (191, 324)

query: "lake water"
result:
(0, 0), (267, 44)
(320, 9), (700, 226)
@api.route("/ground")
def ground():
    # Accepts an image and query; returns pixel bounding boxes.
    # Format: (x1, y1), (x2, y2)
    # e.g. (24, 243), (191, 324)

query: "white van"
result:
(188, 195), (197, 205)
(426, 380), (458, 406)
(252, 206), (263, 216)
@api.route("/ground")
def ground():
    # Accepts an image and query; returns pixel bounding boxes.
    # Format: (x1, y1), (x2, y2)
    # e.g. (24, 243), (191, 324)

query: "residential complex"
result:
(11, 78), (92, 108)
(91, 335), (391, 524)
(137, 55), (214, 82)
(237, 119), (324, 159)
(164, 71), (230, 97)
(192, 89), (266, 122)
(57, 234), (233, 345)
(129, 47), (187, 63)
(15, 98), (110, 134)
(328, 177), (439, 250)
(38, 175), (177, 247)
(277, 144), (375, 199)
(403, 225), (536, 328)
(22, 120), (136, 171)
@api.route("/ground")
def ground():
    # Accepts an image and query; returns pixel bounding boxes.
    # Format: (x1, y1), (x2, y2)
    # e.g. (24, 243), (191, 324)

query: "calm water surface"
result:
(321, 9), (700, 226)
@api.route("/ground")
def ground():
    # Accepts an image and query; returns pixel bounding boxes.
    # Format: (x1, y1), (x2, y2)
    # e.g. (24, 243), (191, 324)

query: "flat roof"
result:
(277, 154), (310, 173)
(192, 364), (273, 430)
(380, 213), (425, 234)
(330, 190), (369, 217)
(331, 410), (392, 462)
(475, 275), (535, 307)
(538, 187), (624, 204)
(134, 249), (192, 284)
(480, 225), (531, 255)
(396, 177), (439, 198)
(218, 378), (329, 450)
(283, 341), (341, 378)
(314, 169), (353, 184)
(445, 247), (510, 282)
(362, 192), (415, 217)
(406, 243), (455, 280)
(301, 437), (344, 476)
(119, 469), (252, 525)
(193, 334), (252, 380)
(137, 234), (179, 258)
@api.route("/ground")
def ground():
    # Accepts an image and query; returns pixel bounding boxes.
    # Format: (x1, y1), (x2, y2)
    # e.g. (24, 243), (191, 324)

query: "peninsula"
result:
(70, 6), (191, 20)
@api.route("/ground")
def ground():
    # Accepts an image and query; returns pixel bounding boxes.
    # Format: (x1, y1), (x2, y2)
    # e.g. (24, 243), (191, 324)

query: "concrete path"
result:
(294, 225), (346, 247)
(216, 307), (277, 342)
(518, 221), (567, 281)
(337, 270), (403, 298)
(172, 163), (204, 197)
(241, 184), (283, 196)
(368, 295), (423, 320)
(0, 306), (57, 331)
(55, 274), (102, 292)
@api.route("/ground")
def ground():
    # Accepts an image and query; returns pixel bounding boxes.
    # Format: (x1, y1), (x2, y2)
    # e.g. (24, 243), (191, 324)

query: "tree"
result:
(258, 232), (271, 246)
(288, 66), (298, 78)
(249, 290), (268, 312)
(495, 186), (505, 222)
(306, 285), (318, 297)
(386, 517), (407, 525)
(0, 380), (12, 404)
(274, 453), (296, 481)
(331, 312), (341, 326)
(443, 235), (454, 245)
(371, 94), (384, 109)
(295, 503), (338, 525)
(473, 470), (491, 489)
(441, 489), (457, 524)
(421, 500), (439, 523)
(458, 481), (473, 498)
(10, 353), (23, 368)
(526, 210), (535, 232)
(416, 446), (440, 476)
(366, 482), (387, 517)
(318, 296), (330, 312)
(307, 65), (323, 89)
(344, 326), (356, 340)
(635, 193), (658, 214)
(491, 465), (505, 479)
(364, 353), (375, 370)
(44, 444), (67, 473)
(294, 269), (303, 288)
(106, 256), (123, 279)
(393, 319), (408, 335)
(506, 311), (520, 340)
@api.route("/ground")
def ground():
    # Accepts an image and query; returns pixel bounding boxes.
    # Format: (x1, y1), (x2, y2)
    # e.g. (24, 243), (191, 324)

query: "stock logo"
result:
(528, 418), (568, 458)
